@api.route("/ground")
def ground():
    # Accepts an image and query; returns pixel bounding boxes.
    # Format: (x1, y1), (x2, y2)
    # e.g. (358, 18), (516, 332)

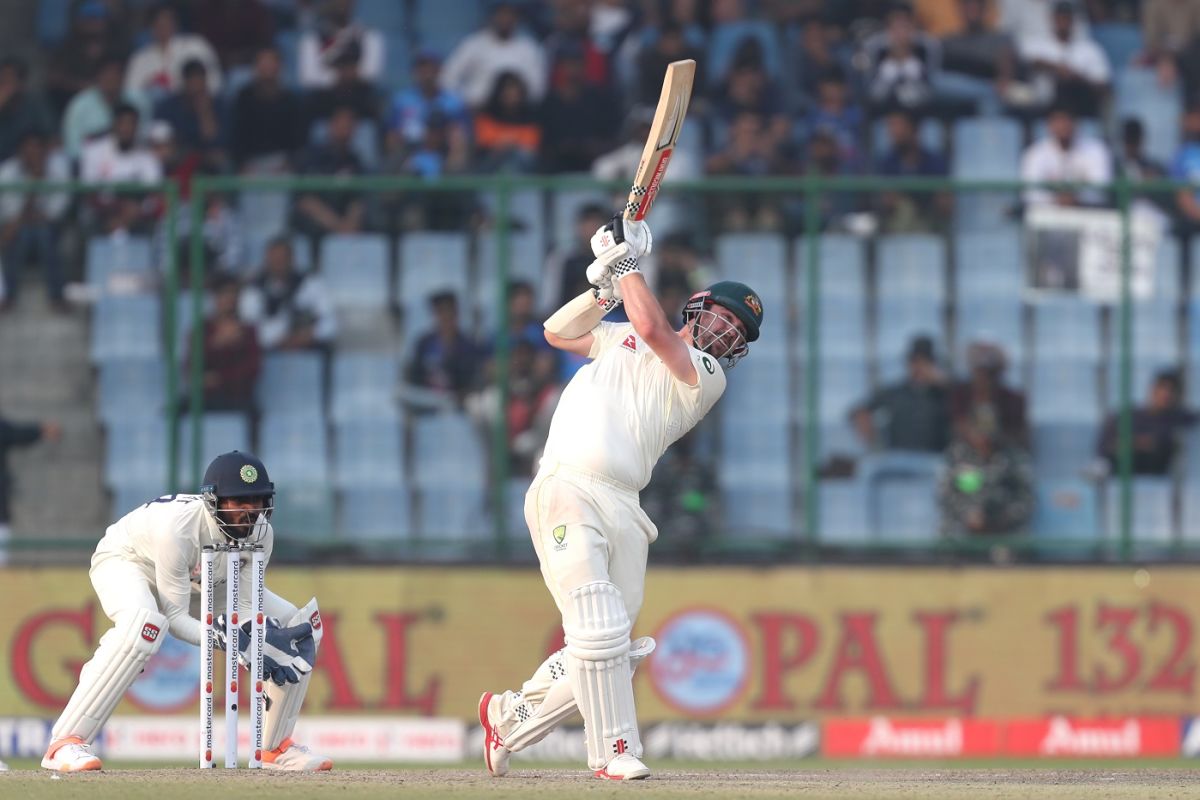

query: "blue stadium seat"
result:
(319, 234), (391, 312)
(715, 234), (787, 301)
(815, 358), (868, 424)
(723, 356), (789, 418)
(86, 236), (154, 292)
(802, 296), (867, 361)
(877, 234), (946, 300)
(875, 296), (944, 364)
(505, 477), (532, 542)
(1153, 236), (1182, 304)
(479, 189), (547, 258)
(720, 418), (791, 486)
(860, 452), (942, 542)
(1032, 298), (1101, 362)
(1114, 67), (1182, 164)
(397, 232), (471, 336)
(238, 190), (291, 245)
(795, 235), (866, 300)
(1105, 478), (1175, 543)
(37, 0), (72, 44)
(257, 352), (324, 418)
(340, 487), (413, 542)
(1032, 422), (1096, 480)
(1030, 359), (1100, 424)
(475, 231), (543, 330)
(90, 295), (162, 364)
(818, 421), (864, 460)
(333, 419), (405, 489)
(1183, 487), (1200, 541)
(330, 352), (401, 422)
(720, 479), (794, 537)
(550, 184), (609, 249)
(954, 229), (1023, 303)
(105, 419), (168, 489)
(355, 0), (406, 32)
(258, 414), (329, 487)
(243, 233), (313, 275)
(952, 118), (1020, 230)
(416, 485), (489, 543)
(272, 486), (336, 543)
(98, 359), (165, 426)
(1183, 433), (1200, 539)
(412, 413), (486, 489)
(1032, 480), (1099, 541)
(1093, 24), (1143, 70)
(817, 480), (870, 544)
(1107, 300), (1180, 362)
(952, 117), (1022, 179)
(176, 413), (252, 476)
(956, 297), (1024, 367)
(381, 32), (411, 93)
(411, 0), (484, 53)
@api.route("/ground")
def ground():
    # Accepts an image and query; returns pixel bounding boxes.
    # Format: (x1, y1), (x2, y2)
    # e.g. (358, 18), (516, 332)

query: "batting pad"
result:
(51, 606), (167, 743)
(505, 636), (655, 753)
(563, 581), (640, 769)
(263, 597), (322, 751)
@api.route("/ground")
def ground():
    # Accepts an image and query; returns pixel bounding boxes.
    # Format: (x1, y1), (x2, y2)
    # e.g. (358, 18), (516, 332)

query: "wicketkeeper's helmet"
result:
(201, 450), (275, 542)
(682, 280), (764, 368)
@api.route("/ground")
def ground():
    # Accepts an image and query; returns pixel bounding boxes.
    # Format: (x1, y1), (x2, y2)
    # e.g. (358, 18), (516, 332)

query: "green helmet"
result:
(683, 280), (763, 343)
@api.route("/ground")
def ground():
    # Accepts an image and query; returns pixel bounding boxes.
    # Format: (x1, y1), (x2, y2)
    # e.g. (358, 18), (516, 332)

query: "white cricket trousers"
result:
(524, 461), (658, 626)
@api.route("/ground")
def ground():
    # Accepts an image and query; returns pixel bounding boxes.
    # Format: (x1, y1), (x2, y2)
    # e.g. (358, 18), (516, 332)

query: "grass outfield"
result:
(2, 760), (1198, 799)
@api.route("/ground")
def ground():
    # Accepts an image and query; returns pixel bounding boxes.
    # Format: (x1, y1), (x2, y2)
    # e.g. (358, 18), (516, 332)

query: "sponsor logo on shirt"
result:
(621, 335), (637, 352)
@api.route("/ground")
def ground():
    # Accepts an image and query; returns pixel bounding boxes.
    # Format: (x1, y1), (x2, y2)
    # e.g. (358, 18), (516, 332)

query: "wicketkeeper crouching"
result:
(41, 451), (332, 772)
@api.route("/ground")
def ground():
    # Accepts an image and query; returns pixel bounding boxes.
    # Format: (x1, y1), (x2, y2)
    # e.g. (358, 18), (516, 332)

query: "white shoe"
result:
(261, 738), (332, 771)
(41, 737), (103, 772)
(595, 753), (650, 781)
(0, 758), (9, 771)
(479, 691), (511, 776)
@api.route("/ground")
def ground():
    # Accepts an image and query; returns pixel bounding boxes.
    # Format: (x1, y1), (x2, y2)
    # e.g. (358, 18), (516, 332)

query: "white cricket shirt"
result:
(91, 494), (274, 646)
(541, 322), (727, 491)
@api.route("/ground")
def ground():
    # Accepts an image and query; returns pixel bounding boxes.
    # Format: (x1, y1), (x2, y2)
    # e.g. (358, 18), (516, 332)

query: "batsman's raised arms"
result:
(623, 59), (695, 222)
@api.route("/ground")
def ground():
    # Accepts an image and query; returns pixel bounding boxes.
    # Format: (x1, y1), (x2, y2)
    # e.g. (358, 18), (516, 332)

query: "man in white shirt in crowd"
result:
(81, 103), (164, 234)
(125, 2), (222, 100)
(1021, 102), (1112, 208)
(239, 236), (337, 352)
(0, 130), (71, 309)
(298, 0), (385, 89)
(441, 1), (547, 108)
(1018, 0), (1109, 116)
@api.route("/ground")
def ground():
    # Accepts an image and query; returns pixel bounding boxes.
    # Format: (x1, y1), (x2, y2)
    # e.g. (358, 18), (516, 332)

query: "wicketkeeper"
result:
(41, 451), (333, 772)
(479, 216), (764, 780)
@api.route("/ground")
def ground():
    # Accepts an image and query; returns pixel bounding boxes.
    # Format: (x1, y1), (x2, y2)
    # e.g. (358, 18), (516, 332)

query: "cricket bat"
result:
(622, 59), (696, 222)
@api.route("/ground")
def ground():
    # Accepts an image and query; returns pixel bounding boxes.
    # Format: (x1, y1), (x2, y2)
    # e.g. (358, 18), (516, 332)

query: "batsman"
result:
(479, 216), (764, 780)
(41, 451), (333, 772)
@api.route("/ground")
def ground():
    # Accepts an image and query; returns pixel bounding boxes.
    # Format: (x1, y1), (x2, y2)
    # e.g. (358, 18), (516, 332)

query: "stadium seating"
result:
(258, 414), (330, 487)
(319, 234), (392, 313)
(875, 295), (945, 365)
(859, 452), (942, 543)
(330, 352), (401, 422)
(796, 235), (866, 300)
(1113, 67), (1182, 164)
(475, 230), (544, 330)
(876, 234), (946, 301)
(1031, 423), (1096, 481)
(1030, 360), (1101, 424)
(1032, 480), (1100, 544)
(104, 419), (168, 490)
(397, 232), (471, 337)
(176, 413), (252, 476)
(257, 352), (324, 419)
(98, 359), (165, 426)
(716, 234), (788, 302)
(954, 230), (1023, 303)
(1031, 298), (1102, 363)
(90, 295), (162, 364)
(339, 487), (413, 543)
(817, 480), (871, 544)
(955, 297), (1025, 370)
(719, 477), (794, 537)
(1104, 478), (1175, 543)
(333, 419), (405, 489)
(86, 236), (154, 293)
(273, 486), (337, 543)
